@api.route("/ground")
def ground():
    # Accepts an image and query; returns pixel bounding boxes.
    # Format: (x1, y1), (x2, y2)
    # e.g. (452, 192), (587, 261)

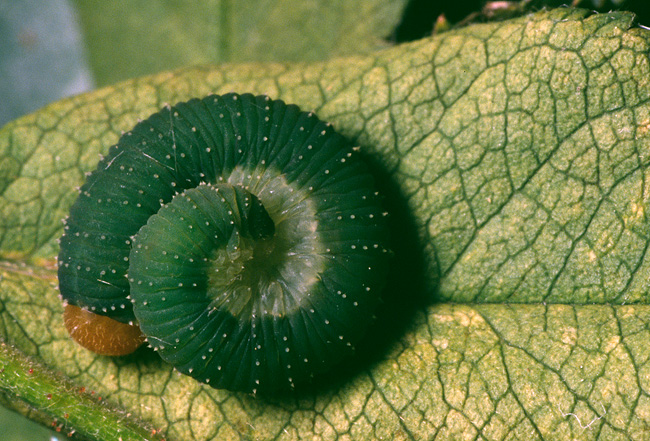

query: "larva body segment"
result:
(58, 93), (390, 393)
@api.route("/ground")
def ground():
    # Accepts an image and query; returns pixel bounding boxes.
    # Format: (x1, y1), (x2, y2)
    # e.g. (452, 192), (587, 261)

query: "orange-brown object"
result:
(63, 304), (145, 356)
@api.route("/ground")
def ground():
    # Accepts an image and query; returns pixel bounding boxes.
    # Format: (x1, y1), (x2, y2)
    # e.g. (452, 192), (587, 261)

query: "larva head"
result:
(63, 304), (145, 356)
(58, 93), (391, 393)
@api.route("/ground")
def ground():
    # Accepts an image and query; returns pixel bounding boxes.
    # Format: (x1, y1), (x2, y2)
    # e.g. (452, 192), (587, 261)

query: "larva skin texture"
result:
(58, 93), (390, 393)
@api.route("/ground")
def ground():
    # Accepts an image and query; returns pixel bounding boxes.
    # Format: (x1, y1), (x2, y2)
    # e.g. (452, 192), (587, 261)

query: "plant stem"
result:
(0, 341), (165, 441)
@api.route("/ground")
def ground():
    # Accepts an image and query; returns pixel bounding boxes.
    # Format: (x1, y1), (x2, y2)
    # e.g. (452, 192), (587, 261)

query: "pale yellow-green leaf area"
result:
(4, 8), (650, 304)
(3, 266), (650, 440)
(4, 7), (650, 440)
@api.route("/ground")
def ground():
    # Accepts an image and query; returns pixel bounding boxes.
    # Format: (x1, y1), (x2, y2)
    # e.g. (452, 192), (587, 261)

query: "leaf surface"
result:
(2, 8), (650, 440)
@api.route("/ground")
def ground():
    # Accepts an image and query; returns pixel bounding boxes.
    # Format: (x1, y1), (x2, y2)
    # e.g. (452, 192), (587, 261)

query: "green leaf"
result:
(3, 7), (650, 440)
(72, 0), (408, 86)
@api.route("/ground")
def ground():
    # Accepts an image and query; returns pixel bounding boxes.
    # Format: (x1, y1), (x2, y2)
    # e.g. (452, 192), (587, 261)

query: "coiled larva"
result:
(57, 93), (390, 393)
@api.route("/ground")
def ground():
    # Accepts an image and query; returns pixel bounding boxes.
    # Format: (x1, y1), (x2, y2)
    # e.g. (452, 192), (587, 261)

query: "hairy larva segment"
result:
(128, 181), (385, 393)
(58, 93), (390, 393)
